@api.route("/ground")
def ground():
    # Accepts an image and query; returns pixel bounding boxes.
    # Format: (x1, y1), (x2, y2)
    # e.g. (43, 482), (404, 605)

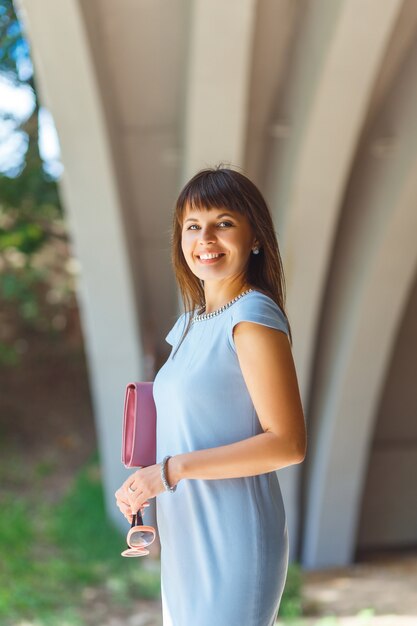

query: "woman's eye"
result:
(187, 221), (233, 230)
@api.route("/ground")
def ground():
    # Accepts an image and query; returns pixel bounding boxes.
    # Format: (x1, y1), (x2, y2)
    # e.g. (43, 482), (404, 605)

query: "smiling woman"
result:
(182, 206), (255, 284)
(115, 165), (306, 626)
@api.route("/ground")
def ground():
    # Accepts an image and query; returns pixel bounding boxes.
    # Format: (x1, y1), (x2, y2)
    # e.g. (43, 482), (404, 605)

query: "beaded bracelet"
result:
(161, 455), (177, 493)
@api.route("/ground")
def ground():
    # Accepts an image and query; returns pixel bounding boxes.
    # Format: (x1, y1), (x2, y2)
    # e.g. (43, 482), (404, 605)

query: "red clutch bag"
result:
(121, 382), (156, 468)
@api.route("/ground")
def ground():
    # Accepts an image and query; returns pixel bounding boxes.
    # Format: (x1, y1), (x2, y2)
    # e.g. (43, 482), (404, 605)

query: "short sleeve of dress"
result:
(165, 312), (187, 346)
(227, 292), (289, 353)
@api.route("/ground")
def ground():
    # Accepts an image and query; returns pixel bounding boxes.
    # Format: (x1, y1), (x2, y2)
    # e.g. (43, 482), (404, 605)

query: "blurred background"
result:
(0, 0), (416, 624)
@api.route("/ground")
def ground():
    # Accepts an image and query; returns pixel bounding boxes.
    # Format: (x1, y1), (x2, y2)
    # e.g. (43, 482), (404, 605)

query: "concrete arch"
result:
(17, 0), (144, 528)
(301, 34), (417, 567)
(244, 0), (306, 181)
(182, 0), (257, 180)
(264, 0), (403, 412)
(254, 0), (403, 562)
(357, 270), (417, 550)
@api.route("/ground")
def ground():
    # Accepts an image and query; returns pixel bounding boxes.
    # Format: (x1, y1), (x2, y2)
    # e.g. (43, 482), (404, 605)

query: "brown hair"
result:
(170, 164), (292, 355)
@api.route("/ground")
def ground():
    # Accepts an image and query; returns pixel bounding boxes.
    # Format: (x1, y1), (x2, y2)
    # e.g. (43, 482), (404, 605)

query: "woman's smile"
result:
(196, 252), (226, 264)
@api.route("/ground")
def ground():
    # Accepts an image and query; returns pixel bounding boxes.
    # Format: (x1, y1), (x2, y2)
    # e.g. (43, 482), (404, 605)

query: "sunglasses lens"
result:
(129, 529), (155, 547)
(121, 547), (149, 557)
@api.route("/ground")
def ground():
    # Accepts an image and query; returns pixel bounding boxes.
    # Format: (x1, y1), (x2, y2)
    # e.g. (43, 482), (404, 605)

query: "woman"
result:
(115, 165), (307, 626)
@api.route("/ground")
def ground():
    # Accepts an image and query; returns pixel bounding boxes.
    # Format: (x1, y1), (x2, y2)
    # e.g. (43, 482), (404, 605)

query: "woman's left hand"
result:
(124, 463), (167, 514)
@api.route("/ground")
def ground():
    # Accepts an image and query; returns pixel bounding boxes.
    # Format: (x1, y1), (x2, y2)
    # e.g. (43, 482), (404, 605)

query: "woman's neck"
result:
(201, 282), (253, 314)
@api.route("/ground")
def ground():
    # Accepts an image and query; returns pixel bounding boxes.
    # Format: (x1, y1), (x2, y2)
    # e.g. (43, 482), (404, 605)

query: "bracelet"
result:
(161, 455), (177, 493)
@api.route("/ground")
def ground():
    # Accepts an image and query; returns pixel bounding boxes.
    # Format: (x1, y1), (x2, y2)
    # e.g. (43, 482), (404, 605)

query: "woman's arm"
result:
(120, 323), (307, 515)
(167, 322), (307, 487)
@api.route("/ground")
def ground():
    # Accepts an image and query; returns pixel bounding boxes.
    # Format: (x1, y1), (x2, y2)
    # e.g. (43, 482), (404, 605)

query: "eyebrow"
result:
(184, 212), (236, 224)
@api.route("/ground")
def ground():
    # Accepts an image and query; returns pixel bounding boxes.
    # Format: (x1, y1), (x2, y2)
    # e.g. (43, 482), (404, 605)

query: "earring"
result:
(252, 246), (260, 255)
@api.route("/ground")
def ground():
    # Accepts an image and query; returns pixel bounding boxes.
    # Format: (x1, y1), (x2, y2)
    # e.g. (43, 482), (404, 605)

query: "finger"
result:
(116, 498), (131, 512)
(116, 499), (130, 509)
(116, 492), (131, 503)
(127, 491), (144, 509)
(118, 506), (133, 517)
(130, 501), (145, 516)
(133, 499), (151, 511)
(133, 495), (148, 512)
(123, 483), (135, 495)
(116, 497), (132, 512)
(116, 491), (132, 510)
(123, 469), (142, 489)
(117, 504), (133, 522)
(126, 481), (141, 496)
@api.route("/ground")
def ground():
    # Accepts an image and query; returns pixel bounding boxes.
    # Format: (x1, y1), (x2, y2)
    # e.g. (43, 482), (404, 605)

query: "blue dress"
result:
(152, 290), (289, 626)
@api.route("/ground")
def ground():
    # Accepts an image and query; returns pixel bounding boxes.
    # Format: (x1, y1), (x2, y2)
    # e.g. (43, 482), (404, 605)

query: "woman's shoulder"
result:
(234, 288), (287, 320)
(226, 289), (289, 352)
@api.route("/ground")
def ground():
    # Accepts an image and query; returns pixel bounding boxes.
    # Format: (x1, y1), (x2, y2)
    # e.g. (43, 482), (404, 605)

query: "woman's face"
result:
(181, 204), (257, 285)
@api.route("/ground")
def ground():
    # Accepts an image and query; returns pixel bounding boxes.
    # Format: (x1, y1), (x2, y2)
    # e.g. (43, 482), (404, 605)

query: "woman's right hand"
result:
(115, 484), (150, 523)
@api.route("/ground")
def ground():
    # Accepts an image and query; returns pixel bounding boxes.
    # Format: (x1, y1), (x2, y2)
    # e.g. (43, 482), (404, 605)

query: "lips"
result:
(196, 253), (225, 258)
(196, 253), (226, 264)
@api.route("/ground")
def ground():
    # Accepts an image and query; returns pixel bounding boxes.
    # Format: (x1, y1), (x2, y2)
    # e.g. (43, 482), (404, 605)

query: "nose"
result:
(197, 226), (217, 245)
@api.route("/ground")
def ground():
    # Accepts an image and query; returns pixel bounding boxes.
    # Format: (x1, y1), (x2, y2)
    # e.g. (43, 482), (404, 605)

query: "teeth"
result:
(199, 253), (223, 260)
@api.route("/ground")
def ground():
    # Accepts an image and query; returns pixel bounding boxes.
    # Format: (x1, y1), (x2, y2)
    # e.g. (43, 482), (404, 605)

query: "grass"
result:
(279, 561), (304, 618)
(0, 450), (160, 625)
(0, 447), (304, 625)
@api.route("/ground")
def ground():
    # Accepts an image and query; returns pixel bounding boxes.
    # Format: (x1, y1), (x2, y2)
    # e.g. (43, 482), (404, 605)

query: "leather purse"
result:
(121, 382), (156, 468)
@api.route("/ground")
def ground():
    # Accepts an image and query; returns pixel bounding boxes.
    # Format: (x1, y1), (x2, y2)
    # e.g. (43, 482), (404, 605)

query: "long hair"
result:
(170, 165), (292, 356)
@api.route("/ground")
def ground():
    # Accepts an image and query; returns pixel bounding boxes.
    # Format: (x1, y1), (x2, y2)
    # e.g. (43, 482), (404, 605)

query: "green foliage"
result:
(0, 219), (46, 252)
(0, 339), (18, 365)
(0, 0), (27, 82)
(51, 457), (127, 568)
(0, 451), (161, 625)
(279, 561), (304, 618)
(1, 264), (43, 309)
(0, 0), (74, 369)
(0, 494), (78, 621)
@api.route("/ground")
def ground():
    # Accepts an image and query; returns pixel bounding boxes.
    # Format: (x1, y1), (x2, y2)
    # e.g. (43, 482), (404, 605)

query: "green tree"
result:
(0, 0), (74, 366)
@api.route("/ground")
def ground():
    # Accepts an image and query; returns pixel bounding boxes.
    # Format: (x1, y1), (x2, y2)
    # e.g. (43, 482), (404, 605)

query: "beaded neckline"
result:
(191, 288), (254, 323)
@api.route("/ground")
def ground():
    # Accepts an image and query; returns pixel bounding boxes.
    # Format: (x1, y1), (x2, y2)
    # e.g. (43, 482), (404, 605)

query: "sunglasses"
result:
(121, 511), (156, 557)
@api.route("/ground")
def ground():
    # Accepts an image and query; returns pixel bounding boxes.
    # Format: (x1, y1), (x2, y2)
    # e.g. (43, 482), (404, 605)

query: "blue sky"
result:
(0, 72), (62, 178)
